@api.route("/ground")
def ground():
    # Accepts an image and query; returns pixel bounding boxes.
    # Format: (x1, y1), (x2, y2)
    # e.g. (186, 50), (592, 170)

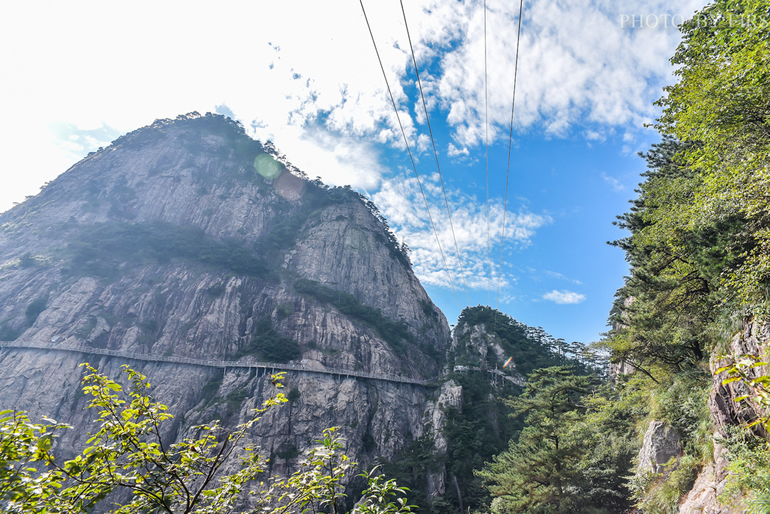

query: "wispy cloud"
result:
(545, 271), (583, 285)
(543, 290), (586, 304)
(373, 173), (551, 290)
(600, 172), (625, 192)
(404, 0), (708, 147)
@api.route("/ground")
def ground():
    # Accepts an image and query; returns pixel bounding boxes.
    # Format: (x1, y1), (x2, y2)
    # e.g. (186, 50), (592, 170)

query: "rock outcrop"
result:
(638, 420), (681, 474)
(678, 443), (735, 514)
(710, 319), (769, 439)
(679, 318), (770, 513)
(0, 113), (452, 503)
(423, 379), (463, 501)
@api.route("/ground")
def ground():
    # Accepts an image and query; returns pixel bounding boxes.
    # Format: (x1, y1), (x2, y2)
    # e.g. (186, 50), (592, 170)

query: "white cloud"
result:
(416, 134), (432, 154)
(600, 172), (625, 192)
(373, 173), (551, 291)
(447, 143), (470, 158)
(545, 271), (583, 285)
(410, 0), (707, 146)
(543, 290), (587, 304)
(0, 0), (709, 212)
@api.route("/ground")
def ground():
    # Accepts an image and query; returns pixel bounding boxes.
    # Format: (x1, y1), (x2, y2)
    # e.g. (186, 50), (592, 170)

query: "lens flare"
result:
(503, 356), (514, 368)
(274, 171), (306, 201)
(254, 154), (283, 180)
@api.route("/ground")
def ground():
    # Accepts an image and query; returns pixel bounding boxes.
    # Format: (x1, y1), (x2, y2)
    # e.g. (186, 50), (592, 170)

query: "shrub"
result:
(234, 318), (300, 362)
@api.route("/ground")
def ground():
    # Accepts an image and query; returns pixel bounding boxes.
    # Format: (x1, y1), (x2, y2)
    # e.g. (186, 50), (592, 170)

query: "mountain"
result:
(0, 113), (451, 506)
(381, 306), (602, 512)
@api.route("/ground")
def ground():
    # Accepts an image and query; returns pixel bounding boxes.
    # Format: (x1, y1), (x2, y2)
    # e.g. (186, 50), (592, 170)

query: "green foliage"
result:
(356, 467), (416, 514)
(650, 370), (712, 459)
(563, 382), (641, 513)
(585, 2), (770, 510)
(63, 221), (273, 281)
(0, 296), (49, 342)
(286, 388), (301, 403)
(275, 303), (294, 321)
(379, 432), (442, 511)
(0, 323), (22, 342)
(384, 310), (606, 512)
(256, 184), (345, 259)
(631, 455), (700, 514)
(0, 367), (415, 513)
(475, 367), (641, 513)
(269, 427), (349, 514)
(717, 354), (770, 431)
(720, 426), (770, 510)
(439, 372), (520, 513)
(199, 369), (224, 403)
(607, 0), (770, 376)
(0, 410), (69, 512)
(111, 112), (263, 161)
(606, 0), (770, 379)
(234, 318), (301, 362)
(477, 367), (594, 513)
(275, 443), (300, 461)
(456, 306), (605, 376)
(205, 284), (226, 298)
(294, 279), (414, 354)
(1, 365), (288, 513)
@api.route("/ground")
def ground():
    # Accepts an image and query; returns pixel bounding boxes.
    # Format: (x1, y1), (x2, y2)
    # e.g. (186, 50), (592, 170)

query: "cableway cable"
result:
(399, 0), (471, 307)
(496, 0), (525, 312)
(484, 0), (491, 307)
(359, 0), (462, 310)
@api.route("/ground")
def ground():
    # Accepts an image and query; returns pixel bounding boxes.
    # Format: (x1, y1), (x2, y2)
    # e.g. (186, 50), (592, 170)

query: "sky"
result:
(0, 0), (710, 345)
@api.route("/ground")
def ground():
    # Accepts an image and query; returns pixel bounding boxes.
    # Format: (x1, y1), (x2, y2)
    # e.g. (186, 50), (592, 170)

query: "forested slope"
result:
(603, 1), (770, 511)
(472, 2), (770, 512)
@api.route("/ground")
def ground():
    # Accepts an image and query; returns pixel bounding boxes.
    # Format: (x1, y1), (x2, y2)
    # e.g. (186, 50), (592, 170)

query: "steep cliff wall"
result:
(0, 114), (450, 496)
(678, 319), (770, 513)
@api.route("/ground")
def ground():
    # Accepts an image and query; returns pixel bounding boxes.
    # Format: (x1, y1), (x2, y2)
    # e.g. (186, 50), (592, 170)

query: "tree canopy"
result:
(0, 365), (414, 514)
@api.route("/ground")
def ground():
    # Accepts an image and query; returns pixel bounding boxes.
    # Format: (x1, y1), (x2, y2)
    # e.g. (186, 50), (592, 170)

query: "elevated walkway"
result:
(0, 341), (432, 386)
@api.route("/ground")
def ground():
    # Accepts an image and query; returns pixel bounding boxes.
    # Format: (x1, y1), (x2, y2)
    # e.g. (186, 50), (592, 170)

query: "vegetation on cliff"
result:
(294, 279), (416, 355)
(0, 365), (415, 514)
(431, 3), (770, 512)
(380, 307), (608, 513)
(603, 0), (769, 509)
(474, 1), (770, 512)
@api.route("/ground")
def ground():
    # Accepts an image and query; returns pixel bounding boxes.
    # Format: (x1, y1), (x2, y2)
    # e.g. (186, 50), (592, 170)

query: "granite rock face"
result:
(678, 443), (738, 514)
(677, 318), (770, 513)
(678, 318), (770, 513)
(710, 319), (769, 438)
(0, 114), (451, 497)
(637, 420), (681, 474)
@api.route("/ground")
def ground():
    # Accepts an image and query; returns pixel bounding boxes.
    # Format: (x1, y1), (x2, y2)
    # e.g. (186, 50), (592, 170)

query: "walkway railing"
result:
(0, 341), (434, 386)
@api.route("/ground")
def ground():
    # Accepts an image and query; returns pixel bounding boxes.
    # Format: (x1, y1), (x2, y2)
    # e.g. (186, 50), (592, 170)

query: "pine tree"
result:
(476, 367), (591, 513)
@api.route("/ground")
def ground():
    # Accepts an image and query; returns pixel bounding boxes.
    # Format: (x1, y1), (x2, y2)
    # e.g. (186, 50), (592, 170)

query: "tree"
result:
(654, 0), (770, 308)
(476, 367), (592, 513)
(604, 0), (770, 379)
(0, 411), (68, 512)
(0, 364), (414, 514)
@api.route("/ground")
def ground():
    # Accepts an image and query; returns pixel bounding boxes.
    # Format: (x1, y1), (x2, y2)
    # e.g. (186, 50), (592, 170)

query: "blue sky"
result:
(0, 0), (710, 344)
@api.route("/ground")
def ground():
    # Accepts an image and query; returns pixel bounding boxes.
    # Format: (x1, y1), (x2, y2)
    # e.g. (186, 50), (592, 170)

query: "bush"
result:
(634, 454), (700, 514)
(234, 318), (300, 362)
(721, 427), (770, 509)
(0, 323), (21, 342)
(64, 221), (274, 281)
(294, 279), (412, 353)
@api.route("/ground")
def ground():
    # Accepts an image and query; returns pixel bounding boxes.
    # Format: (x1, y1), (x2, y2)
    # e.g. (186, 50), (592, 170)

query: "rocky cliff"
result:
(677, 319), (770, 513)
(0, 113), (451, 505)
